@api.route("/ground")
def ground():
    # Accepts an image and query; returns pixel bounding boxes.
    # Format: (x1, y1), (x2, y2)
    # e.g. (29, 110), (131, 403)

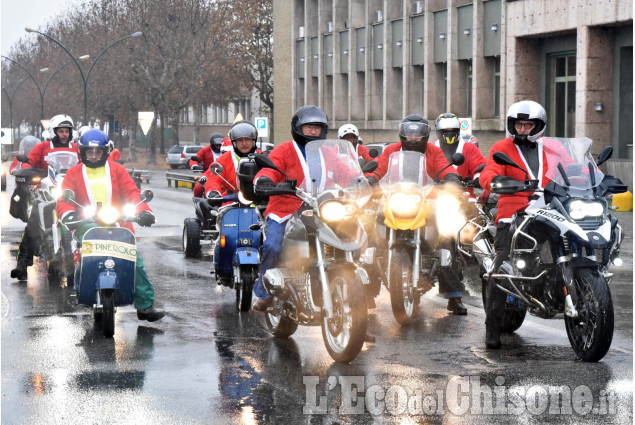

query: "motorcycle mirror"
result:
(140, 189), (153, 203)
(210, 163), (223, 175)
(474, 163), (486, 173)
(61, 189), (75, 202)
(16, 154), (30, 163)
(493, 152), (529, 181)
(596, 146), (613, 167)
(362, 160), (379, 173)
(358, 157), (366, 168)
(254, 153), (289, 179)
(369, 148), (379, 159)
(451, 152), (465, 166)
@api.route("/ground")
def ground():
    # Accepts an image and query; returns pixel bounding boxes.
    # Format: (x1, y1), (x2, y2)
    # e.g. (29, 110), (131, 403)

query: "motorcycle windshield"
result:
(543, 137), (604, 190)
(303, 139), (372, 206)
(44, 152), (79, 174)
(380, 150), (430, 187)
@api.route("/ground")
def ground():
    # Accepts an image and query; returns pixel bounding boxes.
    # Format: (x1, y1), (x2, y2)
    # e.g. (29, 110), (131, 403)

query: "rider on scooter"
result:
(191, 133), (225, 198)
(58, 129), (165, 322)
(10, 115), (80, 280)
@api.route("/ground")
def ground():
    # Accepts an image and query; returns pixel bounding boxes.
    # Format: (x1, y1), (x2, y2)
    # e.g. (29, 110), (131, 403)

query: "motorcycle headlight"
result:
(238, 191), (252, 205)
(98, 206), (120, 224)
(319, 200), (356, 222)
(123, 203), (137, 217)
(49, 186), (62, 199)
(83, 205), (96, 218)
(567, 199), (604, 220)
(104, 259), (116, 269)
(436, 193), (466, 238)
(388, 192), (423, 220)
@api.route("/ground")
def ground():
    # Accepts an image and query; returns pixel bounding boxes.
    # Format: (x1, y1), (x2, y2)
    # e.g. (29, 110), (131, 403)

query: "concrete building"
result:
(273, 0), (633, 186)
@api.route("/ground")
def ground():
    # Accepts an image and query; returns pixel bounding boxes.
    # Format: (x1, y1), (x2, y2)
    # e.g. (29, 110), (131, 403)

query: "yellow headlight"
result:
(98, 206), (120, 224)
(388, 192), (423, 219)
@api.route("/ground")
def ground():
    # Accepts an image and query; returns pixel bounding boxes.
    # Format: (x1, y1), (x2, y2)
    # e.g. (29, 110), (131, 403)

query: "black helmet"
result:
(229, 120), (258, 158)
(291, 105), (328, 146)
(435, 113), (461, 145)
(209, 132), (224, 153)
(398, 114), (431, 153)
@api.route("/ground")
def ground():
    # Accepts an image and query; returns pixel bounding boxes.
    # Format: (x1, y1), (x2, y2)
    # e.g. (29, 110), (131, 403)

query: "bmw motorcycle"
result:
(486, 137), (626, 362)
(253, 139), (373, 363)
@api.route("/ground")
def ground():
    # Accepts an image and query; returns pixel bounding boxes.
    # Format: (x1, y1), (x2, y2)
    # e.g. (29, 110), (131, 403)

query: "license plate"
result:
(15, 177), (26, 183)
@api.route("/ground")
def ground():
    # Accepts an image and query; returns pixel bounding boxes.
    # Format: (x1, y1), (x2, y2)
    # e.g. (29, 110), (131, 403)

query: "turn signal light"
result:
(220, 236), (226, 248)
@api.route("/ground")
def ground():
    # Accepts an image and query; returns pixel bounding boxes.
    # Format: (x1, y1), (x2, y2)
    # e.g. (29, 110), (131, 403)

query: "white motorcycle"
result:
(485, 137), (625, 362)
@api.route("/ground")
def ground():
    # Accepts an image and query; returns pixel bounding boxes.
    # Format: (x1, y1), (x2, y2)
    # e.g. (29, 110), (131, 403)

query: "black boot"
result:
(447, 297), (467, 315)
(137, 306), (165, 322)
(10, 261), (28, 281)
(486, 324), (501, 349)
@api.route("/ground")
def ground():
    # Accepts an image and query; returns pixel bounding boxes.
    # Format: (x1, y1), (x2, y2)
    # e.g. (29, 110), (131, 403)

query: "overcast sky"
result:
(1, 0), (80, 56)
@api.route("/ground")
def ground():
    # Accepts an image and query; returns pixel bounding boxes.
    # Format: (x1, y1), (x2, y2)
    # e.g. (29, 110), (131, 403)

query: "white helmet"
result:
(41, 130), (51, 141)
(49, 114), (74, 139)
(506, 100), (547, 143)
(78, 126), (91, 137)
(338, 124), (359, 141)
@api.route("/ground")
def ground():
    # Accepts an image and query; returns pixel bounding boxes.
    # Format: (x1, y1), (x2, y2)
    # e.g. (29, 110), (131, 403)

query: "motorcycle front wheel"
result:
(321, 267), (367, 363)
(102, 290), (115, 338)
(389, 247), (418, 326)
(236, 267), (256, 312)
(564, 267), (614, 362)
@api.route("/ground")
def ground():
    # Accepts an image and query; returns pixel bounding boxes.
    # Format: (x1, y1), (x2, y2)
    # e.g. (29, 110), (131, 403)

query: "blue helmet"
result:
(79, 129), (111, 168)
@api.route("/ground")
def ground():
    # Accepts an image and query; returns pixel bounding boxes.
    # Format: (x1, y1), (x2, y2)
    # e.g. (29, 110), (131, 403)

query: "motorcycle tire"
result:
(564, 267), (614, 362)
(236, 267), (256, 312)
(389, 247), (418, 326)
(321, 267), (367, 363)
(182, 218), (201, 258)
(481, 277), (527, 333)
(102, 290), (115, 338)
(46, 260), (64, 285)
(265, 308), (298, 339)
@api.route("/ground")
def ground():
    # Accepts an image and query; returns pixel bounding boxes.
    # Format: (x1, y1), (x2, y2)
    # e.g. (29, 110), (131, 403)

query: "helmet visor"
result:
(230, 122), (257, 141)
(398, 122), (431, 140)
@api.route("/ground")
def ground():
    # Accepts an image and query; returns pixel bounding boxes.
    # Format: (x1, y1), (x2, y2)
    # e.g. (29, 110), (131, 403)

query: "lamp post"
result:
(25, 28), (143, 124)
(2, 77), (33, 148)
(1, 55), (44, 121)
(40, 55), (90, 115)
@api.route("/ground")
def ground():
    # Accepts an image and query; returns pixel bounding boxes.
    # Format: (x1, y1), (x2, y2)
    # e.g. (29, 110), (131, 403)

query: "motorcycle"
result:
(205, 162), (262, 311)
(10, 166), (45, 222)
(253, 139), (373, 363)
(368, 150), (465, 326)
(62, 189), (154, 338)
(17, 152), (79, 281)
(485, 137), (626, 362)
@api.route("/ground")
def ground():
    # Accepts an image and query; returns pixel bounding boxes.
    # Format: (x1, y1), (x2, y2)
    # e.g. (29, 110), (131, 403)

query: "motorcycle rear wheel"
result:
(265, 307), (298, 339)
(482, 276), (526, 333)
(182, 218), (201, 257)
(102, 290), (115, 338)
(565, 267), (614, 362)
(321, 267), (367, 363)
(389, 247), (418, 326)
(236, 267), (256, 312)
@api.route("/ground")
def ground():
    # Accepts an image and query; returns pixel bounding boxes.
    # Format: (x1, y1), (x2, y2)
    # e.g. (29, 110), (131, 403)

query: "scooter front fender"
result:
(233, 247), (260, 266)
(97, 271), (118, 290)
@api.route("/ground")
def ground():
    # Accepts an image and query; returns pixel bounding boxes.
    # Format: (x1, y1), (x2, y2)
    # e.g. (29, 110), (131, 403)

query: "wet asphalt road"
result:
(1, 169), (633, 424)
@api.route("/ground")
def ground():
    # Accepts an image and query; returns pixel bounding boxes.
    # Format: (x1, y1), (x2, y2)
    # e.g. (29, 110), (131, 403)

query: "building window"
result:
(548, 52), (576, 137)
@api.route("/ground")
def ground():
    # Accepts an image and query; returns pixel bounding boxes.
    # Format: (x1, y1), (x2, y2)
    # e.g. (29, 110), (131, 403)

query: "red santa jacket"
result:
(366, 142), (454, 181)
(189, 145), (222, 170)
(479, 137), (550, 224)
(254, 140), (358, 222)
(26, 141), (80, 171)
(110, 148), (122, 162)
(204, 148), (262, 198)
(57, 160), (151, 233)
(356, 144), (373, 162)
(434, 139), (486, 198)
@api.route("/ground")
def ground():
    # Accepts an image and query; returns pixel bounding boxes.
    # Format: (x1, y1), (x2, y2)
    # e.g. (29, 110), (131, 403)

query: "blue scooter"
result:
(62, 189), (154, 337)
(207, 163), (262, 311)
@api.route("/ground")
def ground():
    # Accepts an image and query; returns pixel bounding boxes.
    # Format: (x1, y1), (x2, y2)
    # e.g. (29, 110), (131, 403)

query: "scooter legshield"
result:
(215, 207), (260, 279)
(78, 227), (137, 306)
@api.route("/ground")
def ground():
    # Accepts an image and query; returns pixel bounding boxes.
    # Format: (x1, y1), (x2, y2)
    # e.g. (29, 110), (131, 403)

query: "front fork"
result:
(386, 228), (421, 290)
(315, 238), (334, 319)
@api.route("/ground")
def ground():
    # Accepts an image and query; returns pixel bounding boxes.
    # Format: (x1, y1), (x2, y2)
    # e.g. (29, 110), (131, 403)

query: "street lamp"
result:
(25, 28), (143, 124)
(40, 56), (90, 115)
(2, 77), (34, 147)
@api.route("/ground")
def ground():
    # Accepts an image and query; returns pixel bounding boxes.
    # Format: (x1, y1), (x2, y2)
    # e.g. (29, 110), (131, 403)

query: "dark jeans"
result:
(15, 206), (41, 266)
(437, 238), (464, 298)
(253, 217), (288, 299)
(485, 222), (513, 327)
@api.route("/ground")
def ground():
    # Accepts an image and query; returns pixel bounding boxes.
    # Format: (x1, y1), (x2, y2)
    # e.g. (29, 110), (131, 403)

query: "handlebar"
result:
(490, 179), (540, 195)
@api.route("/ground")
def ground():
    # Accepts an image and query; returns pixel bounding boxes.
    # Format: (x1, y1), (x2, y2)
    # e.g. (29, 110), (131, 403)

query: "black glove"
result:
(366, 176), (379, 186)
(198, 176), (208, 186)
(206, 190), (221, 199)
(255, 176), (275, 193)
(444, 173), (461, 183)
(137, 210), (155, 227)
(192, 165), (203, 171)
(472, 176), (481, 189)
(62, 211), (79, 224)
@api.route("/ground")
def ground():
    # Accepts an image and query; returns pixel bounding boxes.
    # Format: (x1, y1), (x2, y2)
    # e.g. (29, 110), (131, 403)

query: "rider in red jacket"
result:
(338, 123), (372, 163)
(479, 100), (549, 349)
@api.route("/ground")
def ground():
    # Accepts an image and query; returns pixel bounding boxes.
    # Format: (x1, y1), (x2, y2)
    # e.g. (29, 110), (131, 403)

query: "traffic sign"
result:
(138, 112), (155, 136)
(459, 118), (472, 135)
(255, 117), (269, 138)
